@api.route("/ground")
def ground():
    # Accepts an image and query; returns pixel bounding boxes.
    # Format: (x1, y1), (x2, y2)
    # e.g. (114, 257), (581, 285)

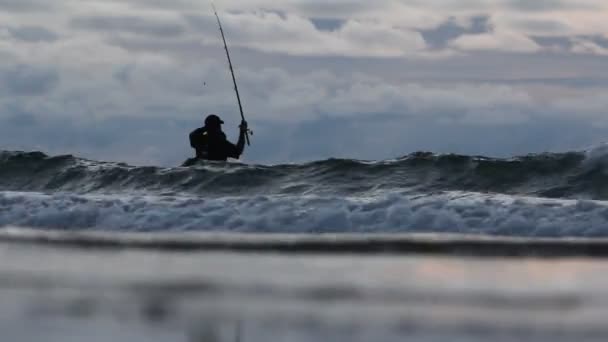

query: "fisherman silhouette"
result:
(184, 7), (251, 167)
(188, 114), (248, 162)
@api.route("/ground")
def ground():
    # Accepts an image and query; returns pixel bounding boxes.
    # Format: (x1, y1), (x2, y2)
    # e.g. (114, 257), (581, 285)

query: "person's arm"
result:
(225, 121), (248, 159)
(235, 121), (247, 156)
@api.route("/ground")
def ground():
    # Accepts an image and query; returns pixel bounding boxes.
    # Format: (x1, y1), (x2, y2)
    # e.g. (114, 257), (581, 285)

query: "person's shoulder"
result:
(190, 127), (206, 136)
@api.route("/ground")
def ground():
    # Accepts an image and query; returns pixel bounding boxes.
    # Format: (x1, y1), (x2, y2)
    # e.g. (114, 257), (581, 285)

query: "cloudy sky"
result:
(1, 0), (607, 165)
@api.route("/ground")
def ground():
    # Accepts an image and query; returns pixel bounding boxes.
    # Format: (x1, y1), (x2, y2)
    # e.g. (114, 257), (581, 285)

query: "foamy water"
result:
(1, 190), (608, 236)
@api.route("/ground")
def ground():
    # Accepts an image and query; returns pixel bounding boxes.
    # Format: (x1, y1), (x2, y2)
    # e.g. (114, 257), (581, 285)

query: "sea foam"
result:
(2, 191), (608, 237)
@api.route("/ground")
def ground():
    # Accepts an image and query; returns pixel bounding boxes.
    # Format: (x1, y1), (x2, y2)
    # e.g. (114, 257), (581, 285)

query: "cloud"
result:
(70, 15), (186, 38)
(552, 89), (608, 124)
(186, 12), (427, 58)
(0, 0), (58, 12)
(421, 15), (492, 48)
(506, 0), (587, 12)
(450, 30), (541, 52)
(18, 0), (605, 59)
(1, 0), (608, 165)
(310, 18), (345, 32)
(6, 26), (59, 42)
(510, 19), (571, 34)
(531, 35), (574, 49)
(0, 64), (59, 96)
(1, 54), (600, 165)
(570, 37), (608, 55)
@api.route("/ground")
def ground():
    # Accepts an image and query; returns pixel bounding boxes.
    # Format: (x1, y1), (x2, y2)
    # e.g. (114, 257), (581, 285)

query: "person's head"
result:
(204, 114), (224, 132)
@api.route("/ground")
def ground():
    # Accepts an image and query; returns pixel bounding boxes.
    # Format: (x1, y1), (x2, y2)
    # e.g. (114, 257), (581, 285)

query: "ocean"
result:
(2, 147), (608, 235)
(2, 147), (608, 341)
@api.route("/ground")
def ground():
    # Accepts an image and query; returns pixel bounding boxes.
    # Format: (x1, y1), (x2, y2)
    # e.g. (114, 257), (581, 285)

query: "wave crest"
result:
(1, 148), (607, 199)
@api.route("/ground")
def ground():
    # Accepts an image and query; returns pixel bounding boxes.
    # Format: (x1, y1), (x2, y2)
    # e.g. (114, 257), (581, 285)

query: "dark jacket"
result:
(189, 127), (242, 161)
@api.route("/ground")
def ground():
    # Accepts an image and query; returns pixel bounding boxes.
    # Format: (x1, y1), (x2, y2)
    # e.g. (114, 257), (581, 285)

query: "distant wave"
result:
(1, 148), (608, 199)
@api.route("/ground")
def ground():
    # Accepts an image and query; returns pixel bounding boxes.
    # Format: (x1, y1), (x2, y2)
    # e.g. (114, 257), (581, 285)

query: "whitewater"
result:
(2, 146), (608, 236)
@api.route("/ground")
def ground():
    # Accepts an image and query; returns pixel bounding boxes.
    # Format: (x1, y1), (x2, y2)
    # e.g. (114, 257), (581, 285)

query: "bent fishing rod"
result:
(212, 3), (251, 146)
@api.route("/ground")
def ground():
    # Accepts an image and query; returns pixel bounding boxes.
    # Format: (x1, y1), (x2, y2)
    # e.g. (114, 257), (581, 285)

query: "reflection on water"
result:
(189, 322), (242, 342)
(2, 242), (608, 342)
(2, 284), (608, 342)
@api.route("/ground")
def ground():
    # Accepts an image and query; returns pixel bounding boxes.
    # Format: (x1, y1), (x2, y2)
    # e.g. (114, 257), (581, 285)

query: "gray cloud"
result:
(7, 26), (59, 42)
(531, 35), (608, 53)
(589, 35), (608, 48)
(70, 15), (186, 38)
(105, 35), (202, 58)
(0, 0), (57, 12)
(112, 64), (135, 85)
(1, 65), (59, 96)
(293, 1), (378, 18)
(102, 0), (199, 11)
(507, 0), (598, 11)
(183, 11), (428, 58)
(310, 18), (345, 32)
(421, 15), (492, 48)
(512, 19), (570, 33)
(531, 36), (574, 49)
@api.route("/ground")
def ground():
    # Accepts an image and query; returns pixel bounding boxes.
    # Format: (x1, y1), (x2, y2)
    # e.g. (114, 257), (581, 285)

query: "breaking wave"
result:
(3, 147), (608, 236)
(1, 147), (608, 199)
(1, 190), (608, 237)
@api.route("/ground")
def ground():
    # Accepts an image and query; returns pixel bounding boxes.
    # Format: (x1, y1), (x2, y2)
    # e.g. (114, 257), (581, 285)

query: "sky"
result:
(0, 0), (607, 166)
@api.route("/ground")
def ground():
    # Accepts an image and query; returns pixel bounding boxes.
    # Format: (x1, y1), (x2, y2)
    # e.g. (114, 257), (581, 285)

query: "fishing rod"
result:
(212, 3), (251, 146)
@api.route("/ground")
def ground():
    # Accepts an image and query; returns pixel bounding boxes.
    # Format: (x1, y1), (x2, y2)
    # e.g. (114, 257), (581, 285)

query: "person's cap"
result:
(205, 114), (224, 126)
